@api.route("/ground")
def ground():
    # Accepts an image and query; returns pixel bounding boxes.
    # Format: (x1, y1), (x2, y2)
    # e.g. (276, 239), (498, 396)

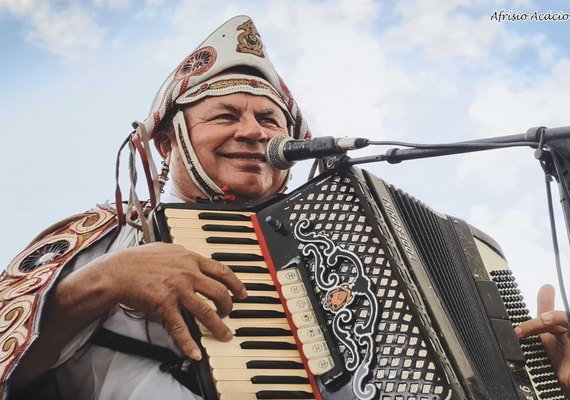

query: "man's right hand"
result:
(59, 242), (248, 361)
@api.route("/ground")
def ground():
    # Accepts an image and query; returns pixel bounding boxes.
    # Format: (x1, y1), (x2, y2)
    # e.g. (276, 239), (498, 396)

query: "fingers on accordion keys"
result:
(277, 267), (335, 376)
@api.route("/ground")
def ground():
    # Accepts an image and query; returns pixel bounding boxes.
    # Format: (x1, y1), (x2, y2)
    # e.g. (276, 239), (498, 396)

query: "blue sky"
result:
(1, 0), (570, 314)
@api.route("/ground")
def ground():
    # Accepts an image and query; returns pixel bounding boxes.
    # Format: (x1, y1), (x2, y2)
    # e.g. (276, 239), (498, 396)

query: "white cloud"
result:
(92, 0), (130, 9)
(386, 0), (502, 62)
(0, 0), (34, 14)
(461, 55), (570, 195)
(384, 0), (558, 70)
(0, 0), (104, 57)
(255, 0), (413, 139)
(470, 58), (570, 133)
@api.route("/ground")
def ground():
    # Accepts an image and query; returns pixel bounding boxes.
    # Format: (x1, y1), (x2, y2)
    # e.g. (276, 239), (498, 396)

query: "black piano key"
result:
(229, 265), (267, 274)
(244, 283), (276, 291)
(251, 376), (310, 384)
(235, 327), (291, 337)
(246, 360), (304, 369)
(230, 310), (285, 318)
(202, 224), (254, 233)
(212, 253), (264, 262)
(206, 237), (259, 245)
(256, 390), (314, 399)
(198, 212), (250, 221)
(240, 341), (297, 350)
(233, 296), (281, 304)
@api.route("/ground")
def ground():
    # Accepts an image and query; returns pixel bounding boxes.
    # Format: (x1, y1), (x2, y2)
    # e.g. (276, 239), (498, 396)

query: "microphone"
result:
(266, 136), (370, 169)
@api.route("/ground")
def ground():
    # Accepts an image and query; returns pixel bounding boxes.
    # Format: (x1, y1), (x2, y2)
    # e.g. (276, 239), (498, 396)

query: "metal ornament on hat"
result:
(114, 15), (311, 244)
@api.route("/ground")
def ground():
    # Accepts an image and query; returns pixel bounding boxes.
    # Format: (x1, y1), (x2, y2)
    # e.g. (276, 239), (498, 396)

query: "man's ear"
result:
(154, 130), (174, 160)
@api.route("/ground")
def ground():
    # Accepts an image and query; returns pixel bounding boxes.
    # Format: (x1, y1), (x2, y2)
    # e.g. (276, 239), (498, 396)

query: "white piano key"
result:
(209, 356), (303, 369)
(216, 381), (313, 394)
(212, 368), (308, 381)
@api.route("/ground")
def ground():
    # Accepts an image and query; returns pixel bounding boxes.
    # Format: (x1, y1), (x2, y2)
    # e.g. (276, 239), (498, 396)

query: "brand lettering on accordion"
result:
(381, 197), (418, 261)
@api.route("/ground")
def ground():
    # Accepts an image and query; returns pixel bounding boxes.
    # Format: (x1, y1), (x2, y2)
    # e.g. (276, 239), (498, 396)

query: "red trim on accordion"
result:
(250, 214), (323, 400)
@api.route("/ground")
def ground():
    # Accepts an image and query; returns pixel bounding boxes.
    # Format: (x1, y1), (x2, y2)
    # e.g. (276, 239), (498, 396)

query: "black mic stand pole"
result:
(323, 126), (570, 169)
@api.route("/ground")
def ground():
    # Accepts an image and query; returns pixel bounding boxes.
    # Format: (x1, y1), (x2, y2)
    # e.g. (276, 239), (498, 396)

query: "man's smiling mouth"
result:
(221, 152), (266, 162)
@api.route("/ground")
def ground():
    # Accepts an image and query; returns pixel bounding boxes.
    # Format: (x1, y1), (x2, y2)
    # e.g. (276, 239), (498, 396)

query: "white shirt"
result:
(53, 209), (202, 400)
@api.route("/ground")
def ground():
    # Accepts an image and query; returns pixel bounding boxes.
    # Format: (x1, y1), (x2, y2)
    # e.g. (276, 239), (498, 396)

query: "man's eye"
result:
(260, 118), (280, 126)
(216, 114), (236, 120)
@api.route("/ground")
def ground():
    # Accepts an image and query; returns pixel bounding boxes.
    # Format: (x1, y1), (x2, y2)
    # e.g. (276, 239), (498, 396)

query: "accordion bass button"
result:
(307, 356), (335, 375)
(281, 283), (308, 299)
(297, 326), (324, 343)
(302, 340), (330, 359)
(291, 311), (317, 328)
(286, 296), (312, 313)
(276, 268), (302, 285)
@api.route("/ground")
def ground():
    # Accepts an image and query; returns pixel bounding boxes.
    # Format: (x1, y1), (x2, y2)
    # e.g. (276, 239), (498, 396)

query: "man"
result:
(1, 14), (569, 400)
(2, 15), (310, 400)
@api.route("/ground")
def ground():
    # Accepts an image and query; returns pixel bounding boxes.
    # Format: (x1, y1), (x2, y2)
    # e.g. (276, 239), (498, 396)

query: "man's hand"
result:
(58, 242), (247, 361)
(515, 284), (570, 394)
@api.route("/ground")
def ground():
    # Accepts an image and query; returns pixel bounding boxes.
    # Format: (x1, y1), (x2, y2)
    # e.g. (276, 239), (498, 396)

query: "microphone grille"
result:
(266, 136), (295, 170)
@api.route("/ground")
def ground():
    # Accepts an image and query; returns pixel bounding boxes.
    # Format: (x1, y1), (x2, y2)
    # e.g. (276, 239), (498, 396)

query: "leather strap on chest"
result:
(91, 328), (201, 395)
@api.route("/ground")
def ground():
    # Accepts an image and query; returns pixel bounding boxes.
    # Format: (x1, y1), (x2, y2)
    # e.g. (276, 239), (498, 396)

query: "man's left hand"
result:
(516, 284), (570, 395)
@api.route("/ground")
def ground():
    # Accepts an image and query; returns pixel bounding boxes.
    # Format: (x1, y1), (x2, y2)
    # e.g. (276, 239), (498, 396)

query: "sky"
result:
(1, 0), (570, 316)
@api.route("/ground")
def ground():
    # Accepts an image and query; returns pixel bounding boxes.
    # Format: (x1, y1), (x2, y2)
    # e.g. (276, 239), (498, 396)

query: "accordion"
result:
(153, 167), (565, 400)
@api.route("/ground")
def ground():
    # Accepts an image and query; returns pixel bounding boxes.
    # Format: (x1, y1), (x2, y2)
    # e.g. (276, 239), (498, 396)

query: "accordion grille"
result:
(490, 270), (566, 399)
(271, 174), (453, 398)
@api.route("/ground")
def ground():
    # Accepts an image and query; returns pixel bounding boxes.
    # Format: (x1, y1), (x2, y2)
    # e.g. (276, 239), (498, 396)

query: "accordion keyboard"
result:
(163, 207), (323, 400)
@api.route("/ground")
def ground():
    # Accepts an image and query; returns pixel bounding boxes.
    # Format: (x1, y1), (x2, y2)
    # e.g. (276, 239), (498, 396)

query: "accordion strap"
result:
(91, 328), (200, 395)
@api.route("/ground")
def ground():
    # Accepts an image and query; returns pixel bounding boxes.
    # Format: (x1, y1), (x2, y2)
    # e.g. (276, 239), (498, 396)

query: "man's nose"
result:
(234, 116), (268, 142)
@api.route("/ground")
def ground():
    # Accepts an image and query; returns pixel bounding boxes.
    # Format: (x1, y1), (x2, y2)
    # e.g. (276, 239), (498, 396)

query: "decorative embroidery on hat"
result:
(278, 76), (294, 110)
(178, 75), (288, 114)
(154, 46), (219, 127)
(236, 19), (264, 58)
(175, 46), (217, 79)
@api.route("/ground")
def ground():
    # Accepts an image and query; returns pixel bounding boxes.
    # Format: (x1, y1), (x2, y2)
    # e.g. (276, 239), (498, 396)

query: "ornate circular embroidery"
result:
(18, 240), (71, 272)
(175, 46), (217, 79)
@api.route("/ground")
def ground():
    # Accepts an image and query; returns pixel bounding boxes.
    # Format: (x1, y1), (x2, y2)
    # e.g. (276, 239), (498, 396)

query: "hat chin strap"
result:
(172, 111), (225, 200)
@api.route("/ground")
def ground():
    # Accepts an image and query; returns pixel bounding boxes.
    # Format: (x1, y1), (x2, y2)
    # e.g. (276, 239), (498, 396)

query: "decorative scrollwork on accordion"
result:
(295, 219), (380, 400)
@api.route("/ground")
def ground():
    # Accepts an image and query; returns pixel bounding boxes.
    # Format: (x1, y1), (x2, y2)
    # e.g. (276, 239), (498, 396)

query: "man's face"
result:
(175, 92), (289, 200)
